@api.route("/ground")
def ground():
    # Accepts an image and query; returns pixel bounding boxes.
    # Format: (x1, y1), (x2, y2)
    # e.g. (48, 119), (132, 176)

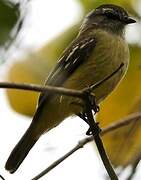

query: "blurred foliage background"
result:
(0, 0), (19, 46)
(1, 0), (141, 174)
(0, 0), (23, 54)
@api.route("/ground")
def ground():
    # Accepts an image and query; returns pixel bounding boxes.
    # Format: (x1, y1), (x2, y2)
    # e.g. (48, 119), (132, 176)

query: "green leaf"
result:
(0, 0), (20, 46)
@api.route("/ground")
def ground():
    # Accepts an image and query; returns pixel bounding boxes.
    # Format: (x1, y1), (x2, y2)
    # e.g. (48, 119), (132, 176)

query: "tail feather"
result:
(5, 127), (39, 174)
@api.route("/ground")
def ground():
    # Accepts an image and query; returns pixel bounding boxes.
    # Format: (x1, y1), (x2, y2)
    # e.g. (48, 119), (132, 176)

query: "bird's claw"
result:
(86, 122), (101, 136)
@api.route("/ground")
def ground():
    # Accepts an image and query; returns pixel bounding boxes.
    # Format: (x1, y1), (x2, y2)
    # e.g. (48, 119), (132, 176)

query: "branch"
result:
(82, 91), (118, 180)
(32, 112), (141, 180)
(126, 151), (141, 180)
(0, 63), (124, 97)
(0, 175), (5, 180)
(101, 112), (141, 135)
(0, 82), (83, 98)
(90, 63), (124, 91)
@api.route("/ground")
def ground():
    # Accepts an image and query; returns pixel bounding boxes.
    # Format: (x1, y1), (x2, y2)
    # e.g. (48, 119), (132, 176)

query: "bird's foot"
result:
(86, 122), (101, 136)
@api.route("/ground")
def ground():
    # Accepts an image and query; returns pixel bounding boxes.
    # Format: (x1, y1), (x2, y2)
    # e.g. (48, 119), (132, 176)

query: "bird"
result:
(5, 4), (136, 173)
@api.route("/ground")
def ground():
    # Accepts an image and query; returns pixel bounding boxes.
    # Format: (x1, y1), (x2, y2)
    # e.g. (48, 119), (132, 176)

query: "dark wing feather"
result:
(38, 36), (96, 105)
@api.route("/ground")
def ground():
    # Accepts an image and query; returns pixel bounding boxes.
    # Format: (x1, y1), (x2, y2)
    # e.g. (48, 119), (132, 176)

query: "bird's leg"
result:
(77, 112), (93, 135)
(70, 101), (90, 133)
(84, 86), (100, 114)
(78, 112), (100, 136)
(71, 92), (101, 136)
(70, 100), (92, 135)
(89, 92), (100, 114)
(78, 91), (101, 136)
(87, 92), (101, 135)
(77, 112), (88, 124)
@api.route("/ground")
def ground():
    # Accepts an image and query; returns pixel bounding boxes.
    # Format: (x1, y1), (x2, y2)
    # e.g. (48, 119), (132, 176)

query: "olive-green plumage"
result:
(5, 4), (136, 173)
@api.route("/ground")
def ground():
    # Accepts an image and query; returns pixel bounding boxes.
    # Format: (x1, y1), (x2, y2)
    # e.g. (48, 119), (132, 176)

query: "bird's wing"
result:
(38, 36), (96, 106)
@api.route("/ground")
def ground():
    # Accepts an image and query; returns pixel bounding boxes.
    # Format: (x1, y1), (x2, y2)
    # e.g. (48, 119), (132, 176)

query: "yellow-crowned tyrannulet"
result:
(5, 4), (136, 173)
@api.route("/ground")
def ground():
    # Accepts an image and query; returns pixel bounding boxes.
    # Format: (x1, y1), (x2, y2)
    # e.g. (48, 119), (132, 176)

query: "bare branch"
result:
(0, 63), (124, 97)
(0, 82), (83, 98)
(82, 91), (118, 180)
(101, 112), (141, 135)
(126, 151), (141, 180)
(0, 174), (5, 180)
(90, 63), (124, 91)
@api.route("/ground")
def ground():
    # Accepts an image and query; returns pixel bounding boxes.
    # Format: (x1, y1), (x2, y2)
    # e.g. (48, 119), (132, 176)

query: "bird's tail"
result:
(5, 125), (39, 174)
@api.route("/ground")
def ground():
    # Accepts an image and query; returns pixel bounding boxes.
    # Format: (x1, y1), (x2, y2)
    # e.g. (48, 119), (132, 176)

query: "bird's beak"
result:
(124, 16), (136, 24)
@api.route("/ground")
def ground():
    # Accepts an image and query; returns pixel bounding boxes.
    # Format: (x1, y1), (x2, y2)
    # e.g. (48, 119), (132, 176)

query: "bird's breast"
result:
(91, 31), (129, 102)
(64, 30), (129, 104)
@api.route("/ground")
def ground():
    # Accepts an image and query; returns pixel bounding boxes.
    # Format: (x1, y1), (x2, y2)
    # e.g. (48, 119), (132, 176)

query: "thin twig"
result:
(31, 140), (86, 180)
(32, 112), (141, 180)
(90, 63), (124, 91)
(101, 112), (141, 135)
(0, 63), (124, 97)
(0, 82), (83, 98)
(82, 92), (118, 180)
(0, 175), (5, 180)
(126, 151), (141, 180)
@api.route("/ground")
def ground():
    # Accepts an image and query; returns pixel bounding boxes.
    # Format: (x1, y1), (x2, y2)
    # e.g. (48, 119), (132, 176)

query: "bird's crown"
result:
(86, 4), (135, 24)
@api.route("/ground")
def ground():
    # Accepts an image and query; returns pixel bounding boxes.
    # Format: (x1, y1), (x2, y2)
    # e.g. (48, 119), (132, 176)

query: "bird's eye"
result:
(105, 11), (118, 20)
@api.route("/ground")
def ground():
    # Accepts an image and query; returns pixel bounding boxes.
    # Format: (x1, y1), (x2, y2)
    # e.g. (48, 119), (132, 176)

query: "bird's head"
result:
(81, 4), (136, 35)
